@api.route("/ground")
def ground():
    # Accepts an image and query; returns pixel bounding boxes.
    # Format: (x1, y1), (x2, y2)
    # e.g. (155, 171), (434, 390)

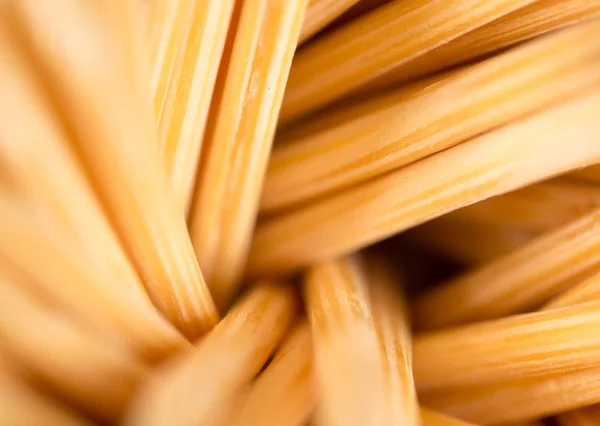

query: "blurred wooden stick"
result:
(0, 361), (93, 426)
(227, 321), (316, 426)
(0, 194), (189, 362)
(125, 282), (298, 426)
(0, 267), (148, 422)
(13, 0), (218, 337)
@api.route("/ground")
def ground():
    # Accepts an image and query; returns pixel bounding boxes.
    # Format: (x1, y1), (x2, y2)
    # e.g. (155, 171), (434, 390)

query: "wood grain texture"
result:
(361, 0), (600, 94)
(248, 90), (600, 277)
(158, 0), (235, 212)
(125, 282), (298, 426)
(263, 23), (600, 212)
(413, 302), (600, 391)
(189, 0), (307, 311)
(0, 268), (148, 422)
(276, 70), (455, 150)
(278, 0), (536, 124)
(422, 366), (600, 424)
(418, 219), (600, 424)
(148, 0), (194, 123)
(304, 254), (418, 426)
(13, 0), (218, 338)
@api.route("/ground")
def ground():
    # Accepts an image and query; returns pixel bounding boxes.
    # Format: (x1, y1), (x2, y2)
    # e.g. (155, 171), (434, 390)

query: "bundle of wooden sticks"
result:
(1, 0), (600, 425)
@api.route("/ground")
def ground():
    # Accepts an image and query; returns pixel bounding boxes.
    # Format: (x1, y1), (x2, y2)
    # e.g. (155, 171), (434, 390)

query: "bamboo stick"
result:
(158, 0), (235, 212)
(0, 195), (189, 362)
(275, 70), (456, 149)
(299, 0), (362, 44)
(412, 302), (600, 391)
(304, 254), (418, 426)
(362, 0), (600, 94)
(0, 268), (148, 422)
(248, 89), (600, 277)
(278, 0), (536, 125)
(414, 203), (600, 330)
(13, 0), (218, 337)
(406, 219), (533, 265)
(422, 367), (600, 424)
(418, 226), (600, 423)
(125, 282), (298, 426)
(0, 363), (93, 426)
(227, 321), (316, 426)
(148, 0), (194, 122)
(264, 23), (600, 212)
(189, 0), (307, 311)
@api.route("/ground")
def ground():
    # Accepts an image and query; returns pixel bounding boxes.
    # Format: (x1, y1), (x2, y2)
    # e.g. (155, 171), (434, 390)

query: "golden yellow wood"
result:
(264, 23), (600, 212)
(0, 268), (148, 422)
(413, 302), (600, 391)
(13, 0), (218, 337)
(248, 90), (600, 277)
(362, 0), (600, 94)
(414, 203), (600, 330)
(0, 195), (189, 361)
(227, 321), (315, 426)
(279, 0), (536, 124)
(299, 0), (362, 44)
(0, 363), (93, 426)
(304, 254), (418, 426)
(422, 366), (600, 424)
(125, 282), (298, 426)
(158, 0), (235, 211)
(189, 0), (307, 311)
